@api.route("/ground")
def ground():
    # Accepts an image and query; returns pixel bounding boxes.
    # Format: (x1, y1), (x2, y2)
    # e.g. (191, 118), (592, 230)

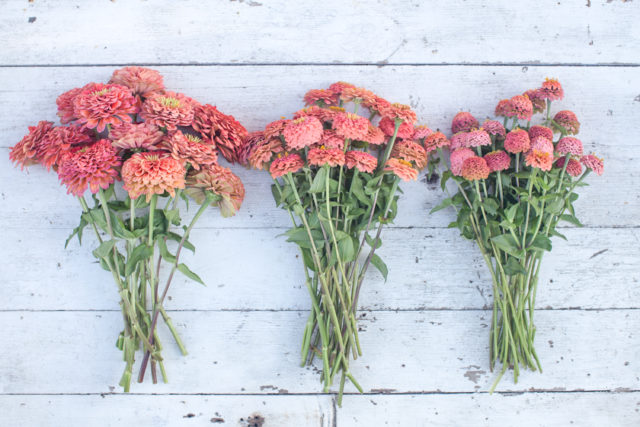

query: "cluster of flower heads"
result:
(10, 67), (247, 214)
(239, 81), (448, 181)
(448, 78), (603, 181)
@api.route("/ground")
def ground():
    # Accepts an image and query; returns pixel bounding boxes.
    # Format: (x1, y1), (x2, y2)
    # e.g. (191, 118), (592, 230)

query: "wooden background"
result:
(1, 1), (639, 425)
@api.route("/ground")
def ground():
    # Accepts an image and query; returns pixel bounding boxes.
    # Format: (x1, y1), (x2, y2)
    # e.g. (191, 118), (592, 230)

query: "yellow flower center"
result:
(398, 159), (413, 167)
(159, 97), (181, 108)
(92, 88), (110, 97)
(185, 134), (202, 143)
(329, 106), (345, 112)
(293, 117), (307, 124)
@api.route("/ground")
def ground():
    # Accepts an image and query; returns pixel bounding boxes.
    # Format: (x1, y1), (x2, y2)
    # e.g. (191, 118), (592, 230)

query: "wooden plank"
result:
(1, 1), (638, 65)
(1, 310), (637, 394)
(1, 227), (637, 311)
(0, 395), (334, 427)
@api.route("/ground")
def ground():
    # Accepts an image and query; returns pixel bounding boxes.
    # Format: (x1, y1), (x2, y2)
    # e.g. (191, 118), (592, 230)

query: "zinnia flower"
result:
(449, 132), (468, 150)
(449, 147), (475, 176)
(263, 119), (290, 140)
(164, 131), (218, 170)
(304, 89), (338, 107)
(365, 96), (392, 115)
(249, 137), (284, 170)
(345, 150), (377, 173)
(385, 158), (418, 181)
(553, 110), (580, 135)
(556, 137), (583, 156)
(109, 122), (164, 151)
(38, 125), (92, 170)
(340, 87), (376, 105)
(141, 91), (196, 131)
(363, 124), (386, 145)
(185, 164), (245, 217)
(319, 130), (345, 150)
(423, 131), (449, 153)
(73, 83), (137, 132)
(391, 140), (428, 169)
(461, 156), (490, 181)
(294, 106), (336, 123)
(484, 150), (511, 172)
(333, 112), (369, 140)
(540, 78), (564, 101)
(525, 149), (553, 171)
(466, 129), (492, 147)
(237, 131), (265, 166)
(504, 128), (531, 154)
(524, 89), (546, 114)
(9, 121), (55, 169)
(555, 157), (582, 177)
(412, 125), (433, 140)
(382, 103), (417, 125)
(529, 136), (554, 154)
(482, 120), (506, 138)
(282, 116), (323, 150)
(56, 87), (82, 124)
(451, 112), (479, 134)
(121, 152), (186, 201)
(378, 116), (414, 139)
(192, 104), (248, 163)
(495, 99), (514, 117)
(270, 153), (305, 178)
(580, 154), (604, 176)
(307, 147), (345, 167)
(109, 66), (164, 98)
(528, 125), (553, 141)
(328, 81), (356, 95)
(57, 139), (121, 196)
(510, 94), (533, 121)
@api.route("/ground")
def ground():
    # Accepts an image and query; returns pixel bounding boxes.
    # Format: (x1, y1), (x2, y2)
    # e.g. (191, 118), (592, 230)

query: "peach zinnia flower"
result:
(340, 87), (376, 106)
(185, 164), (245, 217)
(141, 91), (196, 131)
(345, 150), (377, 173)
(122, 152), (186, 201)
(495, 99), (514, 117)
(525, 149), (553, 171)
(248, 138), (284, 170)
(482, 120), (506, 138)
(294, 106), (336, 123)
(38, 125), (92, 170)
(556, 137), (583, 156)
(237, 131), (265, 166)
(363, 124), (386, 145)
(164, 131), (218, 170)
(510, 94), (533, 121)
(263, 119), (291, 140)
(580, 154), (604, 176)
(192, 104), (248, 163)
(524, 89), (546, 114)
(465, 129), (491, 147)
(555, 157), (582, 177)
(109, 122), (164, 151)
(385, 158), (418, 181)
(109, 66), (164, 98)
(381, 103), (417, 125)
(9, 121), (55, 169)
(529, 136), (554, 154)
(270, 153), (305, 178)
(452, 112), (479, 134)
(56, 87), (83, 124)
(528, 125), (553, 141)
(328, 81), (356, 95)
(553, 110), (580, 135)
(484, 150), (511, 172)
(319, 129), (345, 150)
(450, 147), (475, 176)
(365, 96), (392, 115)
(282, 116), (323, 150)
(412, 125), (433, 140)
(304, 89), (338, 107)
(423, 131), (449, 153)
(540, 78), (564, 101)
(504, 128), (531, 154)
(333, 112), (369, 140)
(307, 147), (345, 167)
(73, 83), (137, 132)
(378, 116), (414, 139)
(391, 140), (428, 169)
(57, 139), (121, 196)
(461, 156), (490, 181)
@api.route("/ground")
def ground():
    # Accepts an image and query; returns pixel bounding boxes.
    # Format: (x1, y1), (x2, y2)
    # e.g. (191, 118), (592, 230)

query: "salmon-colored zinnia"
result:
(461, 156), (490, 181)
(109, 122), (164, 151)
(540, 78), (564, 101)
(484, 150), (511, 172)
(192, 104), (248, 163)
(553, 110), (580, 135)
(510, 94), (533, 121)
(164, 131), (218, 170)
(122, 151), (186, 201)
(304, 89), (338, 107)
(555, 157), (583, 177)
(237, 131), (265, 166)
(482, 120), (506, 138)
(495, 99), (513, 117)
(556, 137), (583, 156)
(378, 116), (414, 139)
(57, 139), (121, 196)
(141, 91), (196, 131)
(9, 121), (55, 169)
(73, 83), (137, 132)
(450, 147), (475, 176)
(525, 149), (553, 171)
(185, 164), (245, 217)
(504, 129), (531, 154)
(345, 150), (377, 173)
(528, 125), (553, 141)
(38, 125), (92, 170)
(333, 112), (369, 140)
(249, 137), (284, 170)
(270, 153), (305, 178)
(282, 116), (323, 150)
(452, 112), (479, 134)
(109, 66), (165, 98)
(307, 147), (346, 167)
(363, 124), (386, 145)
(524, 89), (546, 114)
(391, 140), (428, 169)
(385, 158), (418, 181)
(56, 87), (83, 124)
(423, 131), (450, 153)
(319, 130), (345, 150)
(580, 154), (604, 176)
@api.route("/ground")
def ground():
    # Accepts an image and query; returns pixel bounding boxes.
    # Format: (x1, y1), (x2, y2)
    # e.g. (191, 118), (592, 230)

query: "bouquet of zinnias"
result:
(9, 67), (247, 391)
(433, 79), (603, 390)
(241, 82), (446, 404)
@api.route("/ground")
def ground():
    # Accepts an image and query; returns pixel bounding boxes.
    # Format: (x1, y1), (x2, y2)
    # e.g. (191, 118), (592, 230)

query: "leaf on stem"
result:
(177, 263), (205, 285)
(370, 253), (388, 281)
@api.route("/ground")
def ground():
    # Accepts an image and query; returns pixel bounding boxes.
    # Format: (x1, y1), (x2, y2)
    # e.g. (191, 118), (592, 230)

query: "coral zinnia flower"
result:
(185, 164), (245, 217)
(423, 131), (449, 153)
(294, 106), (336, 123)
(504, 128), (530, 154)
(109, 66), (164, 98)
(9, 121), (55, 169)
(319, 130), (345, 150)
(465, 129), (492, 147)
(282, 116), (323, 150)
(555, 157), (582, 177)
(365, 96), (392, 115)
(556, 137), (583, 156)
(382, 103), (417, 125)
(378, 116), (414, 139)
(525, 149), (553, 171)
(461, 156), (490, 181)
(263, 119), (291, 140)
(328, 81), (356, 95)
(540, 78), (564, 101)
(270, 153), (305, 178)
(333, 112), (369, 140)
(109, 122), (164, 151)
(529, 136), (554, 154)
(164, 131), (218, 170)
(363, 124), (386, 145)
(450, 132), (468, 150)
(307, 147), (346, 167)
(38, 125), (92, 170)
(412, 125), (434, 140)
(56, 87), (83, 124)
(484, 150), (511, 172)
(340, 87), (376, 106)
(345, 150), (377, 173)
(528, 125), (553, 141)
(249, 137), (284, 170)
(482, 120), (506, 138)
(304, 89), (338, 107)
(237, 131), (265, 166)
(57, 139), (121, 196)
(391, 140), (428, 169)
(553, 110), (580, 135)
(524, 89), (546, 114)
(141, 91), (197, 131)
(450, 147), (475, 176)
(494, 99), (514, 117)
(452, 112), (479, 134)
(122, 152), (186, 201)
(385, 158), (418, 181)
(192, 104), (248, 163)
(73, 83), (137, 132)
(580, 154), (604, 176)
(510, 94), (533, 121)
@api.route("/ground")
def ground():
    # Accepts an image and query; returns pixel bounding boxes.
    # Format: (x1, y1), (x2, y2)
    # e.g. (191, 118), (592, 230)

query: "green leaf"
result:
(504, 257), (527, 276)
(165, 231), (195, 253)
(125, 243), (153, 276)
(309, 167), (328, 193)
(157, 238), (177, 264)
(177, 263), (205, 285)
(440, 170), (452, 191)
(505, 204), (519, 223)
(65, 215), (88, 248)
(546, 197), (565, 215)
(549, 229), (568, 241)
(529, 234), (552, 252)
(490, 234), (523, 258)
(92, 240), (116, 260)
(164, 208), (181, 226)
(430, 197), (452, 214)
(370, 253), (388, 281)
(559, 214), (583, 227)
(338, 236), (356, 262)
(483, 198), (499, 216)
(365, 233), (382, 249)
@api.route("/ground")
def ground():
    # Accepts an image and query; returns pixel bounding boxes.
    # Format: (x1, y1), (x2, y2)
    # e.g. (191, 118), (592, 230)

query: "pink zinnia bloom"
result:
(510, 94), (533, 121)
(185, 164), (245, 217)
(109, 122), (164, 151)
(345, 150), (377, 173)
(192, 104), (248, 163)
(412, 125), (433, 140)
(391, 140), (428, 169)
(303, 89), (338, 107)
(56, 87), (83, 124)
(237, 131), (265, 166)
(451, 112), (479, 134)
(495, 99), (514, 117)
(38, 125), (92, 170)
(466, 129), (491, 147)
(450, 147), (475, 176)
(283, 116), (323, 150)
(556, 137), (583, 156)
(248, 137), (284, 170)
(294, 105), (336, 123)
(73, 83), (137, 132)
(365, 96), (392, 115)
(9, 121), (55, 169)
(340, 87), (376, 106)
(379, 116), (414, 139)
(164, 131), (218, 170)
(461, 156), (490, 181)
(580, 154), (604, 176)
(57, 139), (121, 196)
(270, 153), (305, 178)
(109, 66), (164, 98)
(333, 112), (369, 140)
(141, 91), (196, 131)
(529, 136), (554, 154)
(423, 131), (449, 153)
(363, 124), (386, 145)
(263, 119), (291, 140)
(540, 78), (564, 101)
(555, 157), (583, 177)
(319, 129), (345, 150)
(524, 89), (546, 114)
(482, 120), (506, 138)
(122, 151), (186, 201)
(449, 132), (468, 150)
(528, 125), (553, 141)
(504, 129), (531, 154)
(307, 147), (345, 167)
(381, 103), (417, 125)
(484, 150), (511, 172)
(525, 149), (553, 171)
(385, 158), (418, 181)
(553, 110), (580, 135)
(328, 81), (356, 95)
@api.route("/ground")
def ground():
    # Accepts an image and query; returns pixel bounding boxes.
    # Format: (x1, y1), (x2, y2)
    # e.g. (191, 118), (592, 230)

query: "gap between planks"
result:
(0, 63), (639, 68)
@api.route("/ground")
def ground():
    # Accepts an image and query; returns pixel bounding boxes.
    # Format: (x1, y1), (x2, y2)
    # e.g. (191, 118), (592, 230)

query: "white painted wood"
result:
(1, 1), (638, 65)
(1, 311), (638, 394)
